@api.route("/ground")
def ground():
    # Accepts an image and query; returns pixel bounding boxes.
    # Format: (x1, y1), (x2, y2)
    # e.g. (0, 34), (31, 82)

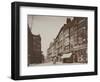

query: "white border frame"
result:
(20, 6), (95, 76)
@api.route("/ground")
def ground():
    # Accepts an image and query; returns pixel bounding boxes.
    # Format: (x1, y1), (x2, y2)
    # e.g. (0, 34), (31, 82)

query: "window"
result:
(74, 32), (78, 46)
(64, 38), (69, 46)
(77, 26), (87, 44)
(64, 45), (69, 51)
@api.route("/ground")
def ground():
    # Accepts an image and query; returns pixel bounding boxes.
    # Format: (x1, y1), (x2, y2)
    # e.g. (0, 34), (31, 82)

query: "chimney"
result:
(66, 18), (71, 24)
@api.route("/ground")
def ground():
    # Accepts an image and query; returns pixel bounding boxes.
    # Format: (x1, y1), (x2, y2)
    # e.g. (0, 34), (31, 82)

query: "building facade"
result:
(28, 26), (44, 66)
(47, 42), (56, 63)
(70, 17), (88, 63)
(47, 17), (88, 64)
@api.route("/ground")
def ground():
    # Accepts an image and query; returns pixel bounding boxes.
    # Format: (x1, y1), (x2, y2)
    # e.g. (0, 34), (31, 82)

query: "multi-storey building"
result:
(47, 42), (57, 62)
(47, 17), (87, 63)
(28, 26), (33, 65)
(28, 26), (44, 66)
(70, 17), (88, 63)
(47, 42), (53, 62)
(47, 19), (71, 63)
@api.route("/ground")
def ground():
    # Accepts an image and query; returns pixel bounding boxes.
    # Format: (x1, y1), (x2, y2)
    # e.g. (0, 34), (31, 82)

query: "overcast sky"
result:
(28, 15), (68, 57)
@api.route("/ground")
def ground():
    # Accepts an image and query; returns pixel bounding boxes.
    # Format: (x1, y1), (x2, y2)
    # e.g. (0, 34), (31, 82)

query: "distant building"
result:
(47, 42), (55, 62)
(28, 26), (44, 66)
(47, 17), (88, 63)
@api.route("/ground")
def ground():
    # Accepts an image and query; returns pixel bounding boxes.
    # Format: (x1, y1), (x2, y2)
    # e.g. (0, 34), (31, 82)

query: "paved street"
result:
(29, 62), (85, 67)
(29, 61), (63, 66)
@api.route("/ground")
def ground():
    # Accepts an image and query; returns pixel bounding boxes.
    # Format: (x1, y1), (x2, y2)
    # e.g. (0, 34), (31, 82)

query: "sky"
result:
(28, 15), (67, 57)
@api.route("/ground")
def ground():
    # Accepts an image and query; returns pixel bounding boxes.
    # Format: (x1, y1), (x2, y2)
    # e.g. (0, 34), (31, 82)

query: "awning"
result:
(61, 53), (72, 58)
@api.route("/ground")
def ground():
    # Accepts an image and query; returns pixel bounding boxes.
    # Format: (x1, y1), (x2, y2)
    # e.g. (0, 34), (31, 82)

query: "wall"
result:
(0, 0), (99, 82)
